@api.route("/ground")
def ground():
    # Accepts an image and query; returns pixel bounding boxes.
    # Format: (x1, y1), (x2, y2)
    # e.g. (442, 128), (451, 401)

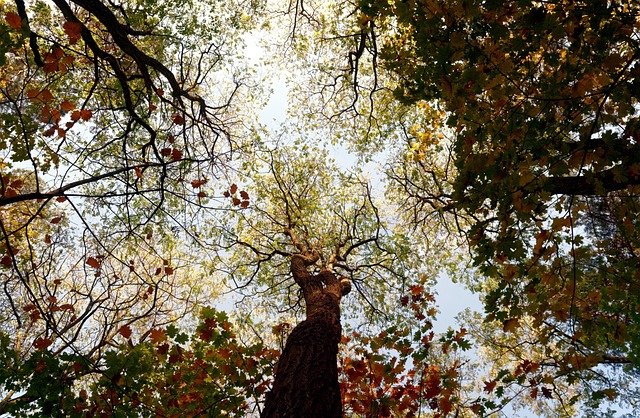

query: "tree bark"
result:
(261, 254), (347, 418)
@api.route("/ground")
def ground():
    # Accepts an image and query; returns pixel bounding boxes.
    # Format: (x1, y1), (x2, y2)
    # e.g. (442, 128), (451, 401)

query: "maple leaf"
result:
(119, 325), (132, 339)
(33, 337), (53, 350)
(502, 318), (519, 333)
(484, 380), (497, 393)
(63, 21), (82, 44)
(150, 328), (167, 344)
(170, 148), (183, 161)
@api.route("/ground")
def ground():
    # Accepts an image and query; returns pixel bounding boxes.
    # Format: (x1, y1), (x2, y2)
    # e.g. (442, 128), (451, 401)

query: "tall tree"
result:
(210, 142), (423, 416)
(362, 0), (640, 411)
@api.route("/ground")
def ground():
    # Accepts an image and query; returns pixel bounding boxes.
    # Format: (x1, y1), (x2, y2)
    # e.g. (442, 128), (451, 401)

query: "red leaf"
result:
(484, 380), (497, 393)
(172, 113), (185, 125)
(5, 12), (21, 30)
(134, 167), (143, 179)
(63, 21), (82, 44)
(156, 88), (164, 96)
(0, 255), (12, 266)
(230, 184), (238, 194)
(223, 191), (230, 197)
(170, 148), (183, 161)
(164, 266), (174, 275)
(33, 337), (53, 350)
(232, 197), (241, 206)
(80, 109), (92, 121)
(197, 191), (206, 198)
(70, 110), (82, 121)
(239, 190), (249, 200)
(60, 100), (75, 112)
(50, 216), (62, 224)
(86, 257), (100, 269)
(191, 178), (207, 188)
(56, 195), (67, 203)
(240, 200), (249, 208)
(149, 103), (157, 111)
(119, 325), (132, 339)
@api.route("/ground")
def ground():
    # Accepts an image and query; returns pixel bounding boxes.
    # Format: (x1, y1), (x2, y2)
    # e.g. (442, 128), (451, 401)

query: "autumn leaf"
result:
(5, 12), (22, 30)
(150, 328), (167, 344)
(50, 216), (62, 224)
(86, 257), (101, 269)
(63, 21), (82, 44)
(33, 337), (53, 350)
(80, 109), (92, 121)
(502, 318), (519, 333)
(119, 325), (132, 339)
(484, 380), (497, 393)
(60, 100), (75, 112)
(170, 148), (183, 161)
(230, 183), (238, 194)
(172, 113), (185, 125)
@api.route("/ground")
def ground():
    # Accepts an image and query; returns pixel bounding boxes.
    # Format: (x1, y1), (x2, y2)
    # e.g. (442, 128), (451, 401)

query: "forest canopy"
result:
(0, 0), (639, 416)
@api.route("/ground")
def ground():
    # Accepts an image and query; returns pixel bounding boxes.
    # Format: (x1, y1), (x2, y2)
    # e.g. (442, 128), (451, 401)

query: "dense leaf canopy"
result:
(0, 0), (639, 416)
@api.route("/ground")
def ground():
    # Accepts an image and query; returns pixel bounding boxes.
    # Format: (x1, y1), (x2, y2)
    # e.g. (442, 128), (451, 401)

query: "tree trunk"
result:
(261, 254), (348, 418)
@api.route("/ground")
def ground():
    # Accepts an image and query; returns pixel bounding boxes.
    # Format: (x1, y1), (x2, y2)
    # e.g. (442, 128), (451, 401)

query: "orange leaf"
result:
(60, 100), (75, 112)
(70, 110), (82, 121)
(119, 325), (132, 339)
(63, 21), (82, 44)
(80, 109), (92, 121)
(134, 167), (143, 179)
(5, 12), (21, 30)
(150, 328), (167, 344)
(86, 257), (100, 269)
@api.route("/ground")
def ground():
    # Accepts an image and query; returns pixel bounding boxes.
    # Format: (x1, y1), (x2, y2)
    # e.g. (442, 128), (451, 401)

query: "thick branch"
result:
(545, 167), (640, 195)
(0, 163), (161, 206)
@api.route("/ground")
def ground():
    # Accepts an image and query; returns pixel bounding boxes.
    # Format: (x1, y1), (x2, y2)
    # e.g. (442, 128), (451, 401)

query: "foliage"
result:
(362, 0), (640, 412)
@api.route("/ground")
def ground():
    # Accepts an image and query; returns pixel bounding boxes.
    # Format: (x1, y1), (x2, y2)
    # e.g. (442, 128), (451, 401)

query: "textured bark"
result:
(261, 254), (346, 418)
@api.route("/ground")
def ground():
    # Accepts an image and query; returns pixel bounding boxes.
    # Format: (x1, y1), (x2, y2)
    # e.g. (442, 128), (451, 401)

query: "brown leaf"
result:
(86, 257), (100, 269)
(50, 216), (62, 224)
(5, 12), (21, 30)
(170, 148), (183, 161)
(502, 318), (520, 333)
(60, 100), (75, 112)
(33, 337), (53, 350)
(118, 325), (132, 339)
(63, 21), (82, 44)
